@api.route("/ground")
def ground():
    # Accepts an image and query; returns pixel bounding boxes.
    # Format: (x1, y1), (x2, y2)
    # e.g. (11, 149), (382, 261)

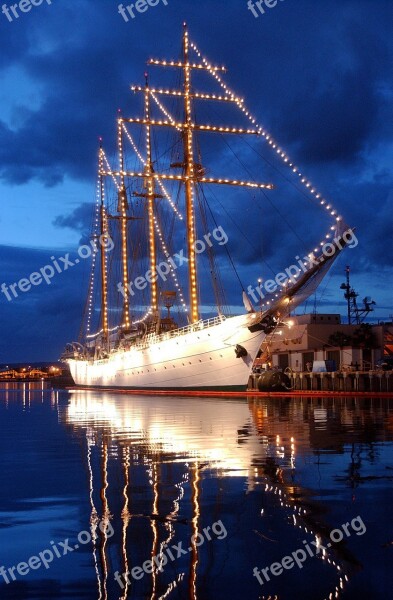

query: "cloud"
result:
(0, 244), (89, 361)
(53, 202), (94, 245)
(0, 0), (391, 184)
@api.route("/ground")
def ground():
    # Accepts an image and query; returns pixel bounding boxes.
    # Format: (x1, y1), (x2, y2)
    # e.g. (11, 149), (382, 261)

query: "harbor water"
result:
(0, 383), (392, 599)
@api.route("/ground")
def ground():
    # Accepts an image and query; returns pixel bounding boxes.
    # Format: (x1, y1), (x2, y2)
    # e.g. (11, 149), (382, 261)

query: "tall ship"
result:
(64, 25), (351, 391)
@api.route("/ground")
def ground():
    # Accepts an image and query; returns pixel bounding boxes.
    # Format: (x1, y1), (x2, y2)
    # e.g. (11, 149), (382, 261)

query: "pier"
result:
(248, 370), (393, 393)
(0, 364), (72, 386)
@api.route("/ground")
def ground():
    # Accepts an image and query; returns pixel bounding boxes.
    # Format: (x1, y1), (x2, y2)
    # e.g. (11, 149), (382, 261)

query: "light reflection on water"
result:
(0, 384), (392, 599)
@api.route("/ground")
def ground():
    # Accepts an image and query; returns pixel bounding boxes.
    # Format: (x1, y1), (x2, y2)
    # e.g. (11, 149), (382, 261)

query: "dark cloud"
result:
(0, 244), (90, 361)
(0, 0), (391, 183)
(254, 3), (392, 165)
(53, 202), (94, 244)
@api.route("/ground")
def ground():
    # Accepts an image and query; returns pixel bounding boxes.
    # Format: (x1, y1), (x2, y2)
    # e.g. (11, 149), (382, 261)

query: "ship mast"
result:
(102, 24), (273, 325)
(117, 117), (131, 330)
(182, 25), (199, 323)
(131, 75), (164, 317)
(144, 76), (159, 316)
(99, 142), (109, 345)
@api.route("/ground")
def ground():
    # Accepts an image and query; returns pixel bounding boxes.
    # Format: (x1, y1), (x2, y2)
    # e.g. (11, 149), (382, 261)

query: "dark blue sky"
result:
(0, 0), (392, 362)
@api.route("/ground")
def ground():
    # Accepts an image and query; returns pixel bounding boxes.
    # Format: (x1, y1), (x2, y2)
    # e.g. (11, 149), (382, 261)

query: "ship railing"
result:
(67, 315), (228, 359)
(133, 314), (227, 350)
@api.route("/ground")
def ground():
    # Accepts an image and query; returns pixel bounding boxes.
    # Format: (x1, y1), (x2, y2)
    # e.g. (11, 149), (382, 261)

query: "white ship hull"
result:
(67, 313), (265, 391)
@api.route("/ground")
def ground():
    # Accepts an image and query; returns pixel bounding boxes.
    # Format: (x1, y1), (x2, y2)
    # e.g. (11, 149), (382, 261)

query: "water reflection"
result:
(57, 392), (393, 599)
(62, 393), (261, 599)
(1, 385), (391, 599)
(0, 379), (50, 408)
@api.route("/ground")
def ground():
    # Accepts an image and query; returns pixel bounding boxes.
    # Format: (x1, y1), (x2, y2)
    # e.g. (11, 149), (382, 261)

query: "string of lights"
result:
(122, 113), (187, 320)
(144, 84), (159, 315)
(150, 91), (181, 131)
(123, 117), (183, 128)
(121, 122), (187, 314)
(86, 149), (103, 336)
(101, 148), (120, 190)
(132, 307), (153, 325)
(154, 216), (188, 313)
(102, 169), (273, 189)
(148, 59), (226, 71)
(121, 122), (145, 164)
(90, 32), (343, 337)
(118, 118), (131, 330)
(183, 26), (199, 323)
(131, 85), (241, 103)
(190, 39), (342, 252)
(86, 324), (120, 340)
(121, 122), (183, 220)
(100, 202), (109, 338)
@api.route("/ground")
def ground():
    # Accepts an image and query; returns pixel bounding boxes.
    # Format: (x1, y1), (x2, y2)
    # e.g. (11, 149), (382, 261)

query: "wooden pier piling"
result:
(248, 370), (393, 393)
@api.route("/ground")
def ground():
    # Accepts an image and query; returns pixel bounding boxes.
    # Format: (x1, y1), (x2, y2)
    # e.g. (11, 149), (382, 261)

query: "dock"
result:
(248, 370), (393, 393)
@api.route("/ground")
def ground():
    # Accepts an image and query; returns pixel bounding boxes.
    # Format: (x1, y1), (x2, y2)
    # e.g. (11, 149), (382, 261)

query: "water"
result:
(0, 383), (392, 600)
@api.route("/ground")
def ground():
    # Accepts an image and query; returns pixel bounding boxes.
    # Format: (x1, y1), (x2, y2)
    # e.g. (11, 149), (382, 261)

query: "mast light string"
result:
(122, 123), (183, 221)
(86, 149), (104, 336)
(190, 39), (343, 255)
(121, 122), (187, 311)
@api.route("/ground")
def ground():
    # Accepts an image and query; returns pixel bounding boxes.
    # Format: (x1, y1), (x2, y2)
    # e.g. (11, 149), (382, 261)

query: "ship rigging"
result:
(64, 24), (350, 391)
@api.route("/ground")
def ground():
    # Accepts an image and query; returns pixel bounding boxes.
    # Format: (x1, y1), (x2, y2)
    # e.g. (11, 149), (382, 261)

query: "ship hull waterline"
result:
(67, 313), (265, 391)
